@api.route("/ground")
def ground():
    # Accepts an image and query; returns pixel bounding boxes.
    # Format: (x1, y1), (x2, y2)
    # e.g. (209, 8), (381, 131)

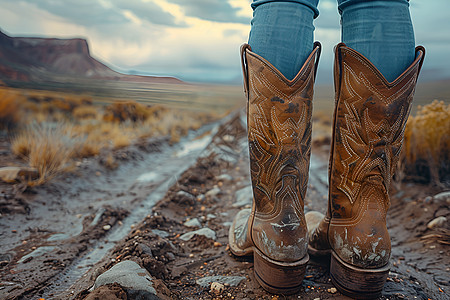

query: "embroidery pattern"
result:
(337, 63), (415, 204)
(247, 65), (313, 212)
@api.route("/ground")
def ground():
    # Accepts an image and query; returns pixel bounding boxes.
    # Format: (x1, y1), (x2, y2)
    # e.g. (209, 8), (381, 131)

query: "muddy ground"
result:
(0, 111), (449, 300)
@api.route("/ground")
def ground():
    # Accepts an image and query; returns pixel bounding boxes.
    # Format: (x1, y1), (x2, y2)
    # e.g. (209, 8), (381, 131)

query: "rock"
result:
(173, 191), (196, 206)
(223, 134), (235, 142)
(179, 228), (216, 241)
(103, 225), (111, 231)
(427, 216), (447, 229)
(216, 174), (233, 181)
(196, 275), (246, 287)
(210, 282), (225, 294)
(206, 214), (216, 220)
(183, 218), (201, 228)
(172, 265), (187, 278)
(433, 191), (450, 203)
(0, 167), (39, 183)
(137, 244), (153, 257)
(328, 287), (337, 294)
(233, 186), (253, 208)
(205, 187), (221, 198)
(152, 229), (169, 238)
(94, 260), (160, 299)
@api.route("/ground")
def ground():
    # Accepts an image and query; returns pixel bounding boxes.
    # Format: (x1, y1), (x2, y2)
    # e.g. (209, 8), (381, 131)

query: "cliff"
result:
(0, 31), (182, 84)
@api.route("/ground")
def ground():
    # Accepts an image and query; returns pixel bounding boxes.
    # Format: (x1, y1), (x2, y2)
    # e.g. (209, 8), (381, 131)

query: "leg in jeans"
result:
(306, 1), (424, 298)
(338, 0), (415, 82)
(249, 0), (319, 80)
(229, 0), (322, 295)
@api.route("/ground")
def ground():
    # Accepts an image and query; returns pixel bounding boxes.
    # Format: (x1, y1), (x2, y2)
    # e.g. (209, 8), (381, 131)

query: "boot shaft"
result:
(241, 43), (321, 261)
(327, 43), (425, 268)
(329, 43), (425, 220)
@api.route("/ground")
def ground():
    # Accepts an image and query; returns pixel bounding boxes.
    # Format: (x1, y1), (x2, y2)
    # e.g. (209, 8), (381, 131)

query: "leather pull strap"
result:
(240, 43), (251, 100)
(313, 41), (322, 81)
(415, 45), (426, 76)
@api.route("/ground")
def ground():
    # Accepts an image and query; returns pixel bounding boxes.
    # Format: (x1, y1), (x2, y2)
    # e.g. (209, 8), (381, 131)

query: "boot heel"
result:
(330, 251), (390, 299)
(253, 247), (308, 295)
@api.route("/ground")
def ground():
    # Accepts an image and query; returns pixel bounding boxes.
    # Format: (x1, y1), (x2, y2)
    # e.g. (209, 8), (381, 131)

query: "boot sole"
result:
(330, 251), (390, 299)
(253, 247), (308, 295)
(229, 229), (308, 295)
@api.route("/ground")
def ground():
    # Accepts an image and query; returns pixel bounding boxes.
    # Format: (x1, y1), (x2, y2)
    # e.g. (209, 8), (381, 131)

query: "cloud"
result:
(3, 0), (183, 28)
(10, 0), (128, 27)
(166, 0), (250, 24)
(114, 0), (186, 27)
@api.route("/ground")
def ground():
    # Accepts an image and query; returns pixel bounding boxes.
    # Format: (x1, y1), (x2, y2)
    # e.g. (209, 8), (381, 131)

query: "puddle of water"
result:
(136, 171), (161, 183)
(175, 129), (216, 157)
(18, 246), (56, 264)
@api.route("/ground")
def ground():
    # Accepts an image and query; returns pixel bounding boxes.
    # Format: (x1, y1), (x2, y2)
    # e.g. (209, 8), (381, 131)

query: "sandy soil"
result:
(0, 112), (449, 300)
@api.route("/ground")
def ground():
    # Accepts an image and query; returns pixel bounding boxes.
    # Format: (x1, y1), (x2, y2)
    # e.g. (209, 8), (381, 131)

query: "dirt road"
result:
(0, 112), (449, 299)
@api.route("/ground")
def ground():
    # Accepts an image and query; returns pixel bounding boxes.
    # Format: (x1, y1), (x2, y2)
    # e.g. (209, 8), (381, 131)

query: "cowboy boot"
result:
(229, 42), (321, 294)
(306, 43), (425, 299)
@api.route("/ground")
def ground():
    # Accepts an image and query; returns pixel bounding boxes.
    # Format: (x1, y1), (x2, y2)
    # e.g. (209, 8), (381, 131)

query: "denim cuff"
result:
(337, 0), (409, 15)
(251, 0), (320, 18)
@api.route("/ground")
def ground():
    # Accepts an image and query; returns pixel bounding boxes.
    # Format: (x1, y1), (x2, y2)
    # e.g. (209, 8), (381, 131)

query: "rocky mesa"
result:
(0, 30), (182, 85)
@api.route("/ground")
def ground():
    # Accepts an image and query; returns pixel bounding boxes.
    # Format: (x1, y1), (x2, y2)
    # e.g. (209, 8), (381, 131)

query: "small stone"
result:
(174, 191), (196, 206)
(179, 228), (216, 241)
(166, 252), (175, 261)
(427, 216), (447, 229)
(433, 191), (450, 202)
(328, 287), (337, 294)
(214, 242), (222, 247)
(216, 174), (233, 181)
(233, 186), (253, 208)
(207, 214), (216, 220)
(205, 187), (221, 198)
(184, 218), (201, 228)
(210, 282), (225, 294)
(103, 225), (111, 231)
(223, 134), (235, 142)
(152, 229), (170, 238)
(196, 275), (245, 287)
(95, 171), (101, 176)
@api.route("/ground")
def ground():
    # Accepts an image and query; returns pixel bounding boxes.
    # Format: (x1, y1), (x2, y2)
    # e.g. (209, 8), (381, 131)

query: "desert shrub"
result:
(403, 100), (450, 186)
(11, 123), (81, 185)
(0, 88), (24, 130)
(103, 101), (150, 123)
(73, 105), (98, 119)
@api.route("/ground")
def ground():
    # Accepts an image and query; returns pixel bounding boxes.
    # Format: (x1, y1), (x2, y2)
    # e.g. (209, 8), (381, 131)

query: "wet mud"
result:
(0, 112), (448, 299)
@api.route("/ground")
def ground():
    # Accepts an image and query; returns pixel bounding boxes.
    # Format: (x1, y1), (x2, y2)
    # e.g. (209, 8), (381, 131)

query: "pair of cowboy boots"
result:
(229, 42), (425, 298)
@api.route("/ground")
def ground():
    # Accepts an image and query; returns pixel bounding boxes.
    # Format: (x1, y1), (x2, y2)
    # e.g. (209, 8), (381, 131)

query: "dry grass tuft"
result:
(0, 88), (24, 130)
(73, 105), (98, 120)
(4, 86), (220, 185)
(11, 123), (81, 185)
(103, 101), (150, 123)
(403, 100), (450, 186)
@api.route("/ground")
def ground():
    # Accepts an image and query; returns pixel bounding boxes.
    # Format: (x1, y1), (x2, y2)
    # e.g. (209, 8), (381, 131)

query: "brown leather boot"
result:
(229, 42), (321, 294)
(306, 43), (425, 299)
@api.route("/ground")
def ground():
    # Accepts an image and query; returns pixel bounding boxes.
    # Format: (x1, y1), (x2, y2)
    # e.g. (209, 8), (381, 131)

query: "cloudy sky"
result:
(0, 0), (449, 84)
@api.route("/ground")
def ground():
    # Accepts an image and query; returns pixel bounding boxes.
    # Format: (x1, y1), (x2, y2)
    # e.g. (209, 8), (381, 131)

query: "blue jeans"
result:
(249, 0), (415, 82)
